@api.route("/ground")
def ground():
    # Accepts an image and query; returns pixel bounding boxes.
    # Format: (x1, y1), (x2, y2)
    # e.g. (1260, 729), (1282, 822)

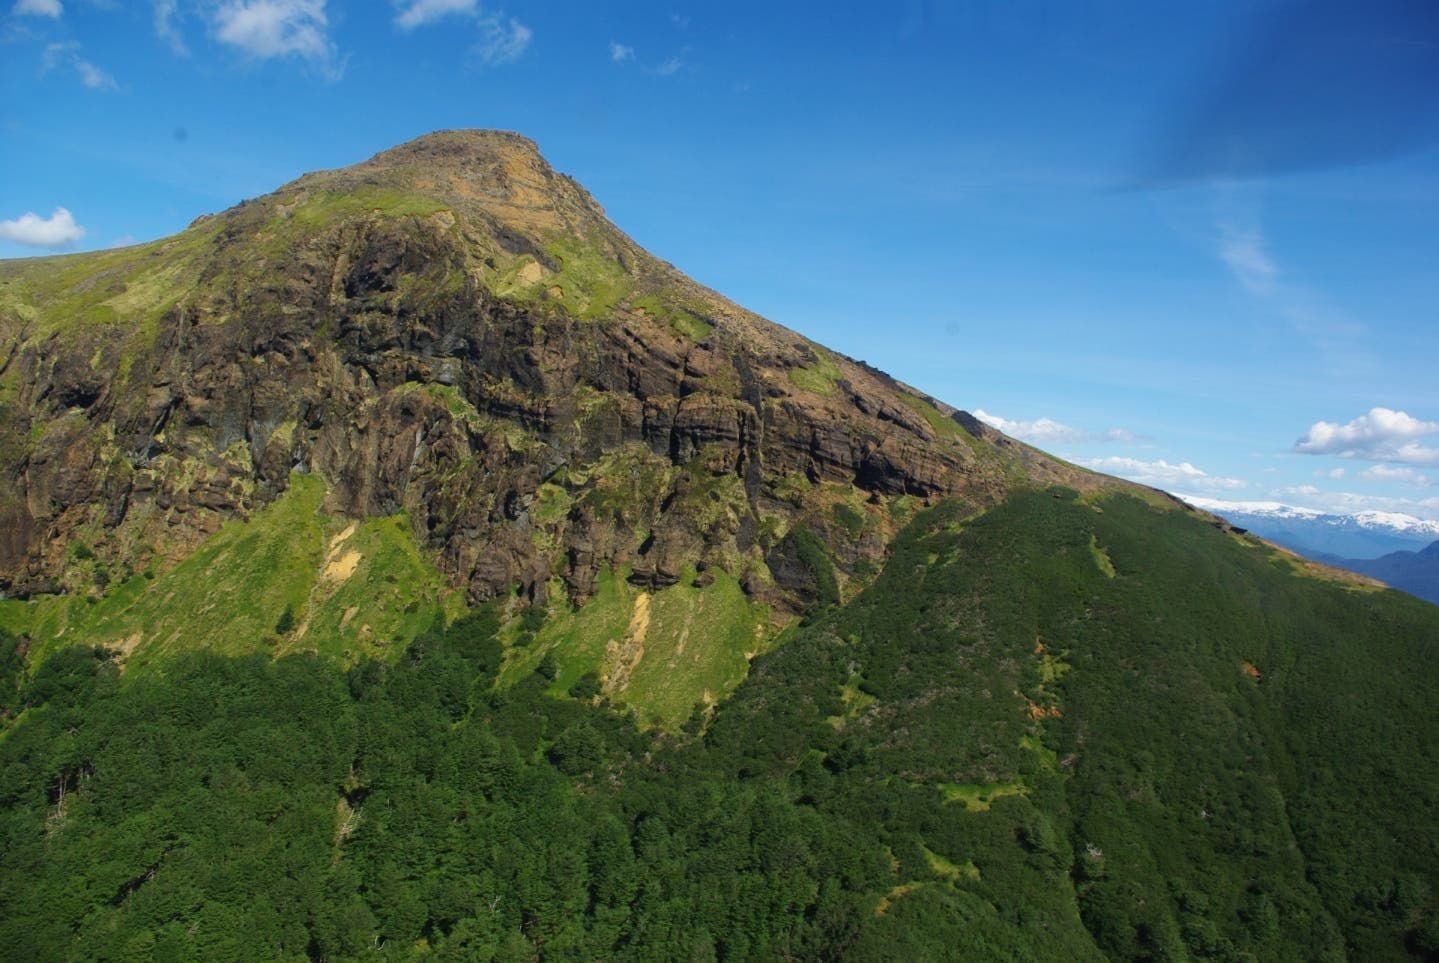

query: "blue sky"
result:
(3, 0), (1438, 518)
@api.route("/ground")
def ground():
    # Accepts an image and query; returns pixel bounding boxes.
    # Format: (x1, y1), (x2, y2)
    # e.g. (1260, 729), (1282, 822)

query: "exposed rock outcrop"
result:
(0, 130), (1099, 610)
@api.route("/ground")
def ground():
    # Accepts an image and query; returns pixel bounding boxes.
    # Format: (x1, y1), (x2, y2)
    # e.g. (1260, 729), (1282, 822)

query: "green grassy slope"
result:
(0, 473), (455, 669)
(501, 567), (774, 730)
(0, 488), (1435, 960)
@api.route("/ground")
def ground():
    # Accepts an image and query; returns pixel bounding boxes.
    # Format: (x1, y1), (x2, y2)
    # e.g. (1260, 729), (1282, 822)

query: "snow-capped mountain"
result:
(1178, 495), (1439, 560)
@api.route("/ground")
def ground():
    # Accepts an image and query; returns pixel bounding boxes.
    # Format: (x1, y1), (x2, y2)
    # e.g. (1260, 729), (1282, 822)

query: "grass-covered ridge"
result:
(0, 231), (209, 336)
(267, 187), (451, 235)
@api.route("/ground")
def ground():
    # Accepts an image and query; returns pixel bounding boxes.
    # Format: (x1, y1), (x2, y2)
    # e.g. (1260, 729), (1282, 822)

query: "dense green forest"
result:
(2, 490), (1436, 960)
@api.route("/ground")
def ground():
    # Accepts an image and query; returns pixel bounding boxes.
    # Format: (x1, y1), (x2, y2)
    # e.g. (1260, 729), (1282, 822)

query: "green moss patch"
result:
(938, 780), (1029, 812)
(1088, 534), (1116, 578)
(788, 345), (842, 396)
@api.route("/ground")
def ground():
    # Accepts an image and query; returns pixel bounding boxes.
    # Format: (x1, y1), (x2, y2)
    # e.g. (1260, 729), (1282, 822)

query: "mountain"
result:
(0, 129), (1085, 677)
(1315, 541), (1439, 607)
(1179, 495), (1439, 560)
(1, 132), (1436, 960)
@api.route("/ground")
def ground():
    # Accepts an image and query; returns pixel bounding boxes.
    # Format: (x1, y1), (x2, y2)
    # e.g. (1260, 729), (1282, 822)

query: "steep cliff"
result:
(0, 130), (1094, 612)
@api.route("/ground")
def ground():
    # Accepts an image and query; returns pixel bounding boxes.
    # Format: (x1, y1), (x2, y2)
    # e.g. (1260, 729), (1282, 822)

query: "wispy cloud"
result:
(1212, 190), (1372, 375)
(1077, 455), (1247, 492)
(609, 40), (633, 63)
(1217, 221), (1278, 295)
(389, 2), (530, 66)
(0, 207), (86, 249)
(41, 42), (117, 90)
(72, 57), (114, 89)
(1359, 464), (1432, 488)
(153, 0), (188, 54)
(1294, 407), (1439, 465)
(974, 409), (1142, 447)
(393, 0), (475, 31)
(652, 55), (683, 76)
(213, 0), (336, 67)
(13, 0), (62, 18)
(474, 12), (529, 65)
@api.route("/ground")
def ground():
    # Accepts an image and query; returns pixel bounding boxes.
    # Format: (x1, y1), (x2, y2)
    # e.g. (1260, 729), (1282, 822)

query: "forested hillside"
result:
(3, 489), (1435, 960)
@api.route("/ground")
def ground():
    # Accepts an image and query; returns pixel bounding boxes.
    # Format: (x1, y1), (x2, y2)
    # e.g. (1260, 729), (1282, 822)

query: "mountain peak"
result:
(368, 128), (543, 164)
(353, 129), (555, 190)
(278, 128), (607, 242)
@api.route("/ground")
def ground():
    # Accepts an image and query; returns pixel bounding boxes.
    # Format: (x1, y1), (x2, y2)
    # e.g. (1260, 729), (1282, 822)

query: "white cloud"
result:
(109, 234), (138, 248)
(1388, 444), (1439, 466)
(474, 13), (529, 65)
(652, 55), (683, 76)
(1217, 221), (1278, 295)
(0, 207), (86, 249)
(213, 0), (334, 64)
(974, 409), (1142, 447)
(153, 0), (188, 54)
(14, 0), (62, 17)
(74, 58), (116, 89)
(1077, 455), (1247, 492)
(394, 0), (475, 30)
(1360, 464), (1432, 488)
(41, 42), (117, 90)
(609, 40), (633, 63)
(975, 410), (1086, 445)
(1294, 407), (1439, 465)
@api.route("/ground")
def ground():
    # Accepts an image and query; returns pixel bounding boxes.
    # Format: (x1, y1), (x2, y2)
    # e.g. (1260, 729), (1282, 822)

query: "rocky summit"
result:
(0, 129), (1093, 611)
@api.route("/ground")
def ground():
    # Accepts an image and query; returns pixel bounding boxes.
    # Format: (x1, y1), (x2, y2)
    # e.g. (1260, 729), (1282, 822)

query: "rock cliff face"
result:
(0, 130), (1097, 609)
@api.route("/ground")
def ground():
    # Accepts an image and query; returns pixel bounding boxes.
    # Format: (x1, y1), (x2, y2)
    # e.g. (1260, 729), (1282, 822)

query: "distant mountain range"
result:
(1181, 495), (1439, 606)
(1179, 495), (1439, 560)
(1314, 542), (1439, 607)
